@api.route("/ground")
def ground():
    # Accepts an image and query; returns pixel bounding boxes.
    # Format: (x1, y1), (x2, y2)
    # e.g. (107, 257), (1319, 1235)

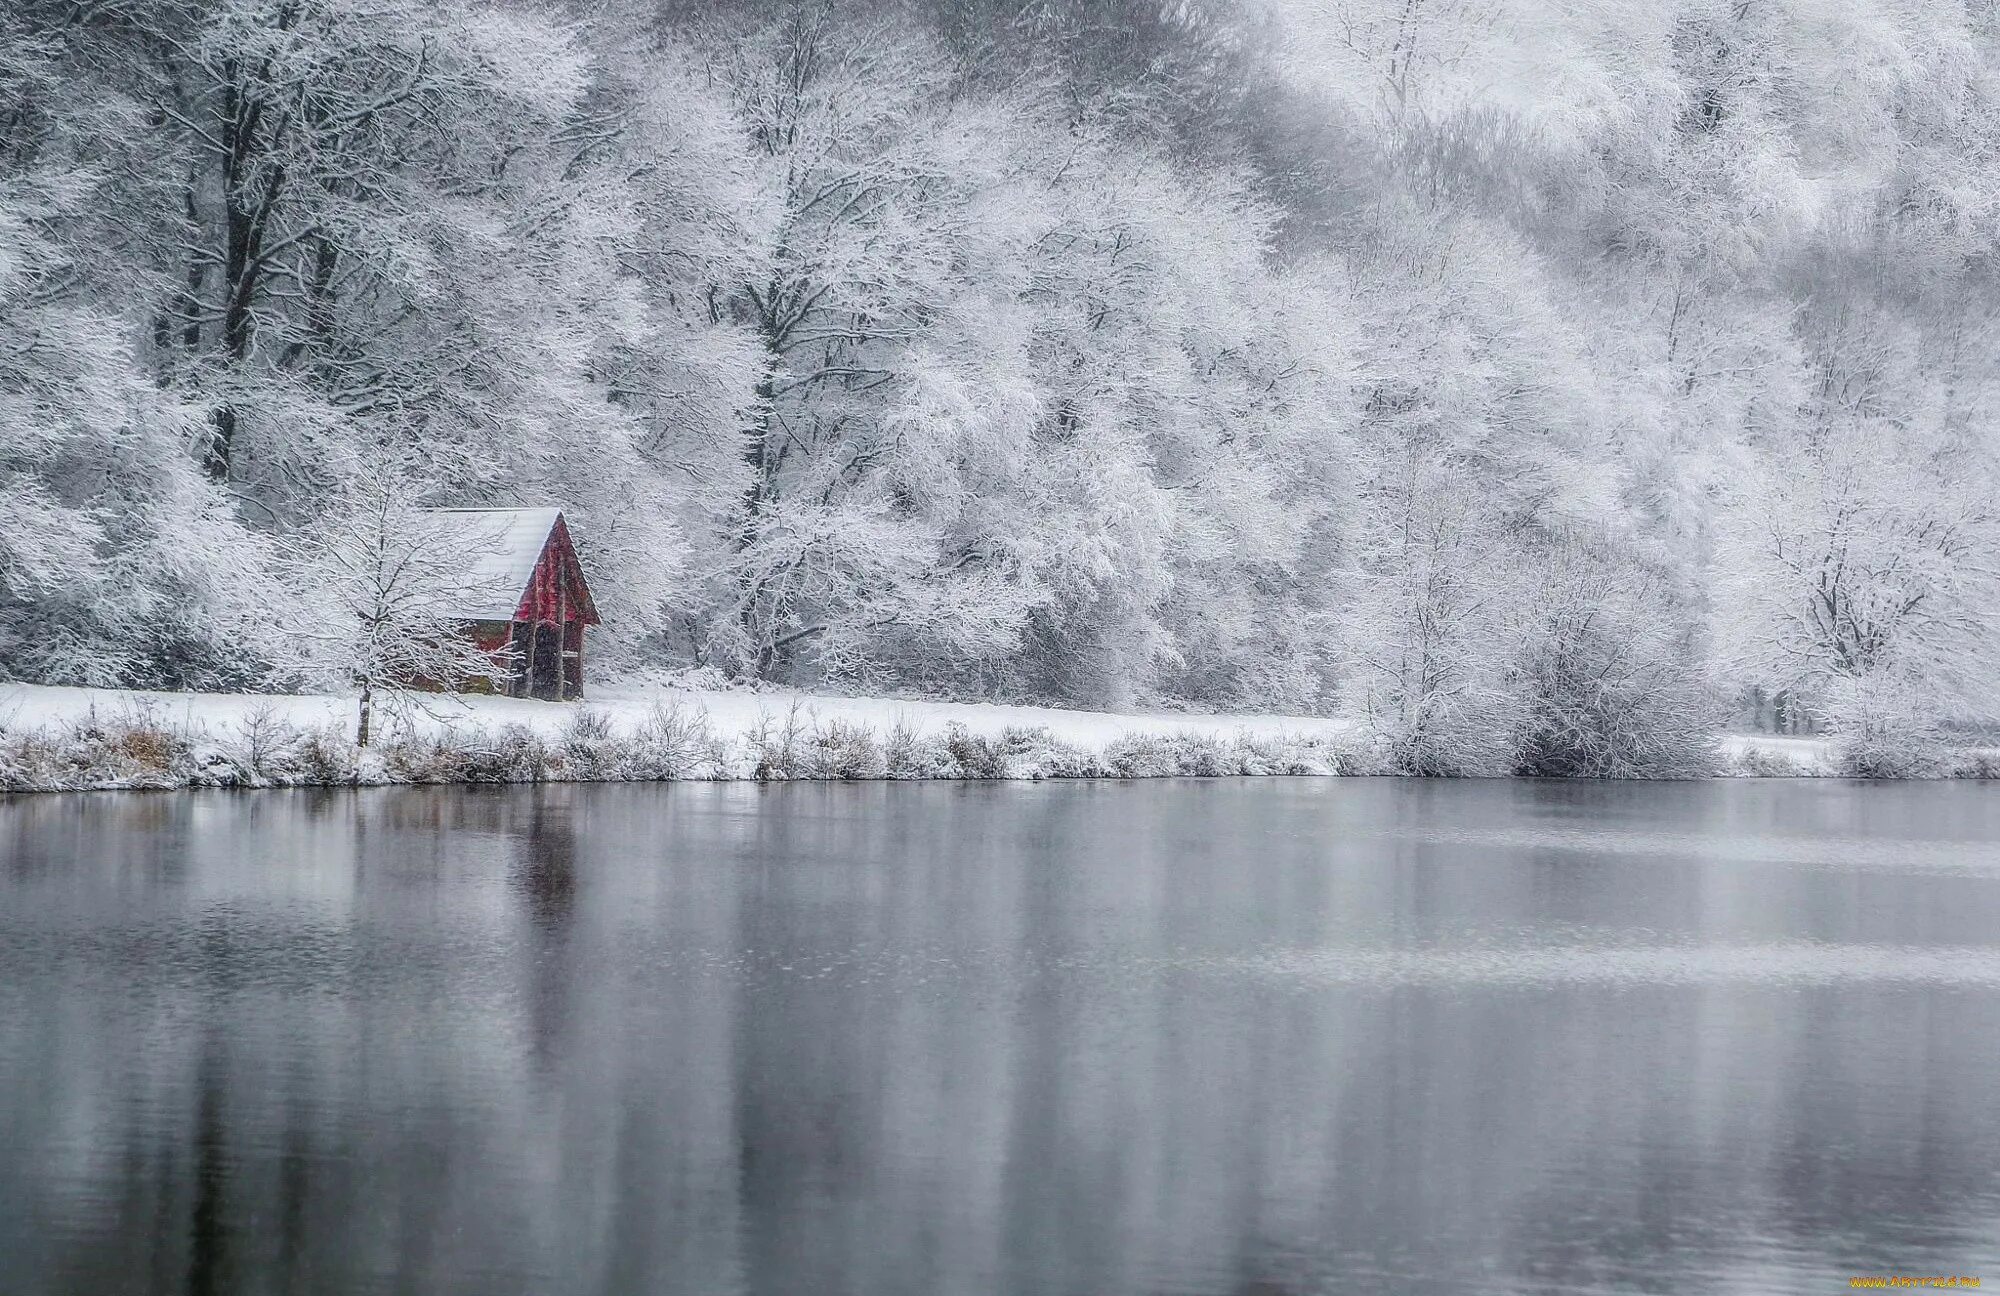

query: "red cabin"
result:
(420, 508), (599, 701)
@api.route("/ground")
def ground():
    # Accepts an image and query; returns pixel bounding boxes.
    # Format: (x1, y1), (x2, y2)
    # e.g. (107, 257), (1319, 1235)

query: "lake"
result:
(2, 779), (1997, 1295)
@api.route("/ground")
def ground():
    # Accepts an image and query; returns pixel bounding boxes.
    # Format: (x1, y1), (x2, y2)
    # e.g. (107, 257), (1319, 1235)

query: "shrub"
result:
(235, 705), (306, 783)
(942, 722), (1007, 778)
(103, 720), (188, 776)
(998, 726), (1105, 778)
(747, 704), (812, 780)
(1730, 744), (1810, 777)
(1105, 732), (1234, 777)
(0, 728), (69, 791)
(1820, 675), (1956, 779)
(1950, 748), (2000, 779)
(806, 719), (886, 779)
(1234, 732), (1324, 776)
(1835, 733), (1952, 780)
(1509, 539), (1720, 779)
(884, 721), (956, 778)
(628, 701), (722, 779)
(484, 725), (555, 782)
(560, 708), (622, 780)
(381, 735), (467, 783)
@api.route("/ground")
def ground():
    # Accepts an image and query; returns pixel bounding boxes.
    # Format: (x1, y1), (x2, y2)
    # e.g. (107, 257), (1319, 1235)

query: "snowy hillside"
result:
(6, 2), (1999, 775)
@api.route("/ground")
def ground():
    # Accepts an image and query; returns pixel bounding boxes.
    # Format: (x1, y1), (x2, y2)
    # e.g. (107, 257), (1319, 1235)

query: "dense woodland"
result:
(4, 0), (1998, 774)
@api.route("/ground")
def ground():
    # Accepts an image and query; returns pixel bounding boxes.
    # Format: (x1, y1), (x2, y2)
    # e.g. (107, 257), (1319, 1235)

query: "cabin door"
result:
(507, 621), (535, 697)
(531, 623), (562, 701)
(561, 622), (583, 701)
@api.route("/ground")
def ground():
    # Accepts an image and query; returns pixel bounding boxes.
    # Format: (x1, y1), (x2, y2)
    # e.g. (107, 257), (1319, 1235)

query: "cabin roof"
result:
(418, 507), (569, 621)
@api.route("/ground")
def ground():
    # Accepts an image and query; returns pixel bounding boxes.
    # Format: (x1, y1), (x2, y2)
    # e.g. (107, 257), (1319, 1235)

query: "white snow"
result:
(0, 681), (1353, 749)
(417, 507), (562, 620)
(1717, 732), (1836, 773)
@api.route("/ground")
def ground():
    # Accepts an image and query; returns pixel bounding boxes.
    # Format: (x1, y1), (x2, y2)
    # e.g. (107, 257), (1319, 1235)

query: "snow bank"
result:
(1717, 733), (1838, 777)
(0, 682), (1369, 792)
(0, 681), (1349, 747)
(1717, 732), (2000, 778)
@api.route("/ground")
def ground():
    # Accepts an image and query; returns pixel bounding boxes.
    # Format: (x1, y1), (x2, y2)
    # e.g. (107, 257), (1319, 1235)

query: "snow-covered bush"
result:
(1820, 675), (1955, 779)
(883, 722), (958, 779)
(941, 723), (1007, 779)
(626, 703), (726, 779)
(1951, 749), (2000, 780)
(996, 727), (1104, 779)
(1728, 745), (1814, 778)
(1235, 732), (1377, 776)
(1509, 540), (1720, 779)
(1105, 732), (1228, 778)
(746, 705), (812, 780)
(558, 708), (624, 781)
(295, 726), (361, 787)
(1835, 738), (1952, 780)
(806, 720), (889, 779)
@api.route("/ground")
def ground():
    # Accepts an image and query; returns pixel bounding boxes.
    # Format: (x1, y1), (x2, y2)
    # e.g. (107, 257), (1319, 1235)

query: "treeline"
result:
(3, 0), (1998, 774)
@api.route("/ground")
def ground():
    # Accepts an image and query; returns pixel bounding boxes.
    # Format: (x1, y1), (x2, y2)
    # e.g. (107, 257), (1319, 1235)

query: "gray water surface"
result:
(2, 779), (1998, 1295)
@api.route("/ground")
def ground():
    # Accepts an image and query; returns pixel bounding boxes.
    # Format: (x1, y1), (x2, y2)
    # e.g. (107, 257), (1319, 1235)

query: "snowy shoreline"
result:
(0, 682), (1369, 792)
(4, 682), (1984, 793)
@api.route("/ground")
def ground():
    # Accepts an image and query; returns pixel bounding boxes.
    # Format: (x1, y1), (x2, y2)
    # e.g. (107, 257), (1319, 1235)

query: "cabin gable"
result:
(512, 515), (599, 627)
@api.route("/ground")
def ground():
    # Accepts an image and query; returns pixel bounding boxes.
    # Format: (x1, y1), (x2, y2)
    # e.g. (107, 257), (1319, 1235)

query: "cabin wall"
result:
(395, 620), (515, 696)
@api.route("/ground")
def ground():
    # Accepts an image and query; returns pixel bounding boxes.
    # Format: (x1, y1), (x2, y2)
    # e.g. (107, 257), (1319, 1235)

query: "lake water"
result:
(2, 779), (1998, 1295)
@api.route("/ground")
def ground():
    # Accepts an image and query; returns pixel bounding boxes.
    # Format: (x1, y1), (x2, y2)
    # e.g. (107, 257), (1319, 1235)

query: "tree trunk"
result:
(357, 682), (373, 748)
(202, 59), (285, 482)
(203, 405), (237, 482)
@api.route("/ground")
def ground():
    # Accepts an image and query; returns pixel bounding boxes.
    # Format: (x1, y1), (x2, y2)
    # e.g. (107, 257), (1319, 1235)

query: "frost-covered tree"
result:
(23, 0), (735, 670)
(675, 3), (1048, 684)
(1717, 398), (2000, 745)
(1002, 142), (1355, 709)
(1511, 532), (1718, 778)
(1288, 0), (1506, 123)
(1334, 205), (1623, 772)
(0, 8), (282, 687)
(119, 0), (600, 489)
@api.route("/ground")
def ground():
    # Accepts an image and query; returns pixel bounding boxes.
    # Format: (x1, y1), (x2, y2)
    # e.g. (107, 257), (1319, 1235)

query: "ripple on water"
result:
(1353, 822), (2000, 877)
(1225, 940), (2000, 989)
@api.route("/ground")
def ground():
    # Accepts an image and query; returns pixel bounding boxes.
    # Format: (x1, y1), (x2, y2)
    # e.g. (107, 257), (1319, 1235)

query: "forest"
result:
(3, 0), (1998, 776)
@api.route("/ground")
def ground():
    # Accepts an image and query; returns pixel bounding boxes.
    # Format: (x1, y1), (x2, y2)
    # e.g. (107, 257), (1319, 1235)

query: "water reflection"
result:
(514, 793), (578, 1070)
(0, 780), (1997, 1295)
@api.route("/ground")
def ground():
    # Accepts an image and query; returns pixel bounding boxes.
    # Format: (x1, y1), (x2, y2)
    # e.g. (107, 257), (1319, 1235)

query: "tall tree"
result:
(1, 6), (280, 686)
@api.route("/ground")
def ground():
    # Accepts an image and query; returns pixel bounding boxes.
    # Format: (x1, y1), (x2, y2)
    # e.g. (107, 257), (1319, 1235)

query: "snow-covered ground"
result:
(1717, 732), (1837, 774)
(0, 680), (1377, 790)
(0, 680), (1352, 749)
(5, 681), (1986, 789)
(0, 682), (1841, 763)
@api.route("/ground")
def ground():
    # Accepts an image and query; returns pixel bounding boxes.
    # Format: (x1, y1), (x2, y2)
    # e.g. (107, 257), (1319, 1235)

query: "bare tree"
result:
(280, 461), (511, 746)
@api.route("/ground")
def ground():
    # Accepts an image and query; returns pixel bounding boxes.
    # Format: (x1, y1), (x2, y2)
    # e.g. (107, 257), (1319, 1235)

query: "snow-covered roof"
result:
(419, 507), (563, 621)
